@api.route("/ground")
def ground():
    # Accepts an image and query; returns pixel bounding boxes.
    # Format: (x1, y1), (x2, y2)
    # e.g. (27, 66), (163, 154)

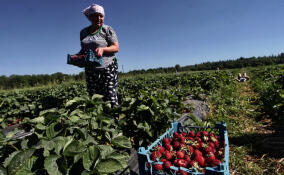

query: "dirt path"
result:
(229, 81), (284, 175)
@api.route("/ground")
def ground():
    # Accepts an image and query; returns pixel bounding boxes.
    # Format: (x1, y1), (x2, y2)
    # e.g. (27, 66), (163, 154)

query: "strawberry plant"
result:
(0, 95), (131, 174)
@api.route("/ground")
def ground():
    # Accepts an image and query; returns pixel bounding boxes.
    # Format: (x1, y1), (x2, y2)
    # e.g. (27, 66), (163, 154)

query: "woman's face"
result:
(88, 13), (104, 27)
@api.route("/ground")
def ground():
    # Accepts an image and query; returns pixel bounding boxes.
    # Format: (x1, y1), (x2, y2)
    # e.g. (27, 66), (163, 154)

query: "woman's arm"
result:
(95, 42), (119, 57)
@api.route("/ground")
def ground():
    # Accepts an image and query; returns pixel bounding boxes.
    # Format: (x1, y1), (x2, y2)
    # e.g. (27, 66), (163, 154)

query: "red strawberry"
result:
(195, 155), (205, 167)
(205, 152), (216, 163)
(180, 143), (186, 148)
(203, 145), (213, 154)
(174, 132), (180, 138)
(154, 163), (163, 171)
(192, 141), (200, 149)
(188, 145), (194, 153)
(209, 142), (215, 149)
(212, 147), (216, 154)
(157, 145), (165, 154)
(164, 150), (173, 160)
(189, 160), (199, 168)
(181, 132), (187, 137)
(160, 158), (167, 163)
(199, 142), (207, 148)
(165, 144), (173, 151)
(195, 131), (201, 137)
(180, 170), (188, 175)
(177, 159), (188, 167)
(146, 163), (150, 168)
(176, 151), (185, 159)
(194, 149), (202, 157)
(173, 141), (180, 149)
(201, 131), (208, 136)
(163, 138), (170, 145)
(187, 137), (194, 141)
(151, 151), (162, 161)
(184, 154), (191, 162)
(188, 131), (195, 137)
(195, 137), (202, 143)
(164, 160), (172, 169)
(173, 159), (178, 166)
(212, 159), (222, 166)
(180, 136), (186, 143)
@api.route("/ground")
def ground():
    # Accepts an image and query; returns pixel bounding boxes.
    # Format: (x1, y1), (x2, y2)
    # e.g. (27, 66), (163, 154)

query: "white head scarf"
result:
(82, 4), (105, 17)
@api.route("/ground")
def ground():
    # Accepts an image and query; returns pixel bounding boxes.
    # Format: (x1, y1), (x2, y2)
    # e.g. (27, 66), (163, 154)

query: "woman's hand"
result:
(71, 54), (79, 60)
(95, 48), (104, 57)
(95, 42), (119, 57)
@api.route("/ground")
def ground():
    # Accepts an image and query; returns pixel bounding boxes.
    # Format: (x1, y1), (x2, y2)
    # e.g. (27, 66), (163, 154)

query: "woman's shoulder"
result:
(80, 26), (91, 35)
(102, 24), (115, 32)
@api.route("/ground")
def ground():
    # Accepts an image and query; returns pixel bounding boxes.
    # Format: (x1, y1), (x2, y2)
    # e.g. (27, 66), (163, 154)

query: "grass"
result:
(207, 79), (284, 175)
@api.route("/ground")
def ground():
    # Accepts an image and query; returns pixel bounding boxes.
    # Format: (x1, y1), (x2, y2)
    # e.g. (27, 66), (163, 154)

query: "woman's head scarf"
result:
(82, 4), (105, 17)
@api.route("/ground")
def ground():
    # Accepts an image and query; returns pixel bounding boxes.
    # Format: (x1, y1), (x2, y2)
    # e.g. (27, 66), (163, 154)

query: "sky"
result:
(1, 0), (284, 76)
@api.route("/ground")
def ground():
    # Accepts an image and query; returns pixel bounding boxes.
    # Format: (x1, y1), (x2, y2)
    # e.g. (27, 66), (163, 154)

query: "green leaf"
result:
(65, 99), (77, 108)
(74, 153), (83, 163)
(3, 151), (20, 168)
(81, 170), (90, 175)
(98, 145), (114, 159)
(53, 136), (68, 155)
(82, 152), (92, 171)
(35, 123), (46, 130)
(0, 165), (7, 175)
(89, 145), (100, 162)
(46, 123), (62, 139)
(95, 159), (123, 174)
(111, 136), (131, 149)
(83, 145), (100, 171)
(15, 156), (37, 175)
(69, 116), (80, 123)
(30, 116), (45, 124)
(91, 120), (99, 130)
(43, 149), (50, 157)
(40, 108), (59, 122)
(91, 94), (104, 101)
(106, 152), (128, 169)
(7, 149), (35, 175)
(137, 104), (149, 111)
(20, 140), (28, 150)
(63, 140), (85, 156)
(6, 129), (19, 139)
(44, 155), (62, 175)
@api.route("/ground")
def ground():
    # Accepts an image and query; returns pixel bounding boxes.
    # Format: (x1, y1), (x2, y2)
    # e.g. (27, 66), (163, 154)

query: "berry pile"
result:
(150, 130), (225, 174)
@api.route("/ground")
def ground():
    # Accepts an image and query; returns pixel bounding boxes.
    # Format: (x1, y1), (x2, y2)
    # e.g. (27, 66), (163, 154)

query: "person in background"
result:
(243, 72), (249, 80)
(237, 72), (249, 82)
(72, 4), (119, 106)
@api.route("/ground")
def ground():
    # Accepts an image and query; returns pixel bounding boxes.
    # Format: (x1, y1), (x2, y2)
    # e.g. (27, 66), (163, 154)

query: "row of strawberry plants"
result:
(249, 65), (284, 120)
(0, 71), (234, 129)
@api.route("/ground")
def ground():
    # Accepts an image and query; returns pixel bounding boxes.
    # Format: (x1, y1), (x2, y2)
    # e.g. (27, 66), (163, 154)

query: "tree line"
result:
(126, 53), (284, 75)
(1, 53), (284, 90)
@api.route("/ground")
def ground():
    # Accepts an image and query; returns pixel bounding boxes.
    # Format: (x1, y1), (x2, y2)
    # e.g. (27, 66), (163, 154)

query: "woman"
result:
(72, 4), (119, 106)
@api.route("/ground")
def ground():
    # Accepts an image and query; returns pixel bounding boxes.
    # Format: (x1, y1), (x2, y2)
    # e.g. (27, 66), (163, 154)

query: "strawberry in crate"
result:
(149, 129), (226, 174)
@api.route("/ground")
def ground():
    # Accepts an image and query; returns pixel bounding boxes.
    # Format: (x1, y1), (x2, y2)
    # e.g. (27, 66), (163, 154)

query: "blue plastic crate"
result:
(138, 122), (230, 175)
(67, 49), (102, 68)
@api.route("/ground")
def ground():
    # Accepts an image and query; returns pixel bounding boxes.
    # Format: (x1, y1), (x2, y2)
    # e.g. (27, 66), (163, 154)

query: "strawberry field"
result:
(0, 65), (283, 175)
